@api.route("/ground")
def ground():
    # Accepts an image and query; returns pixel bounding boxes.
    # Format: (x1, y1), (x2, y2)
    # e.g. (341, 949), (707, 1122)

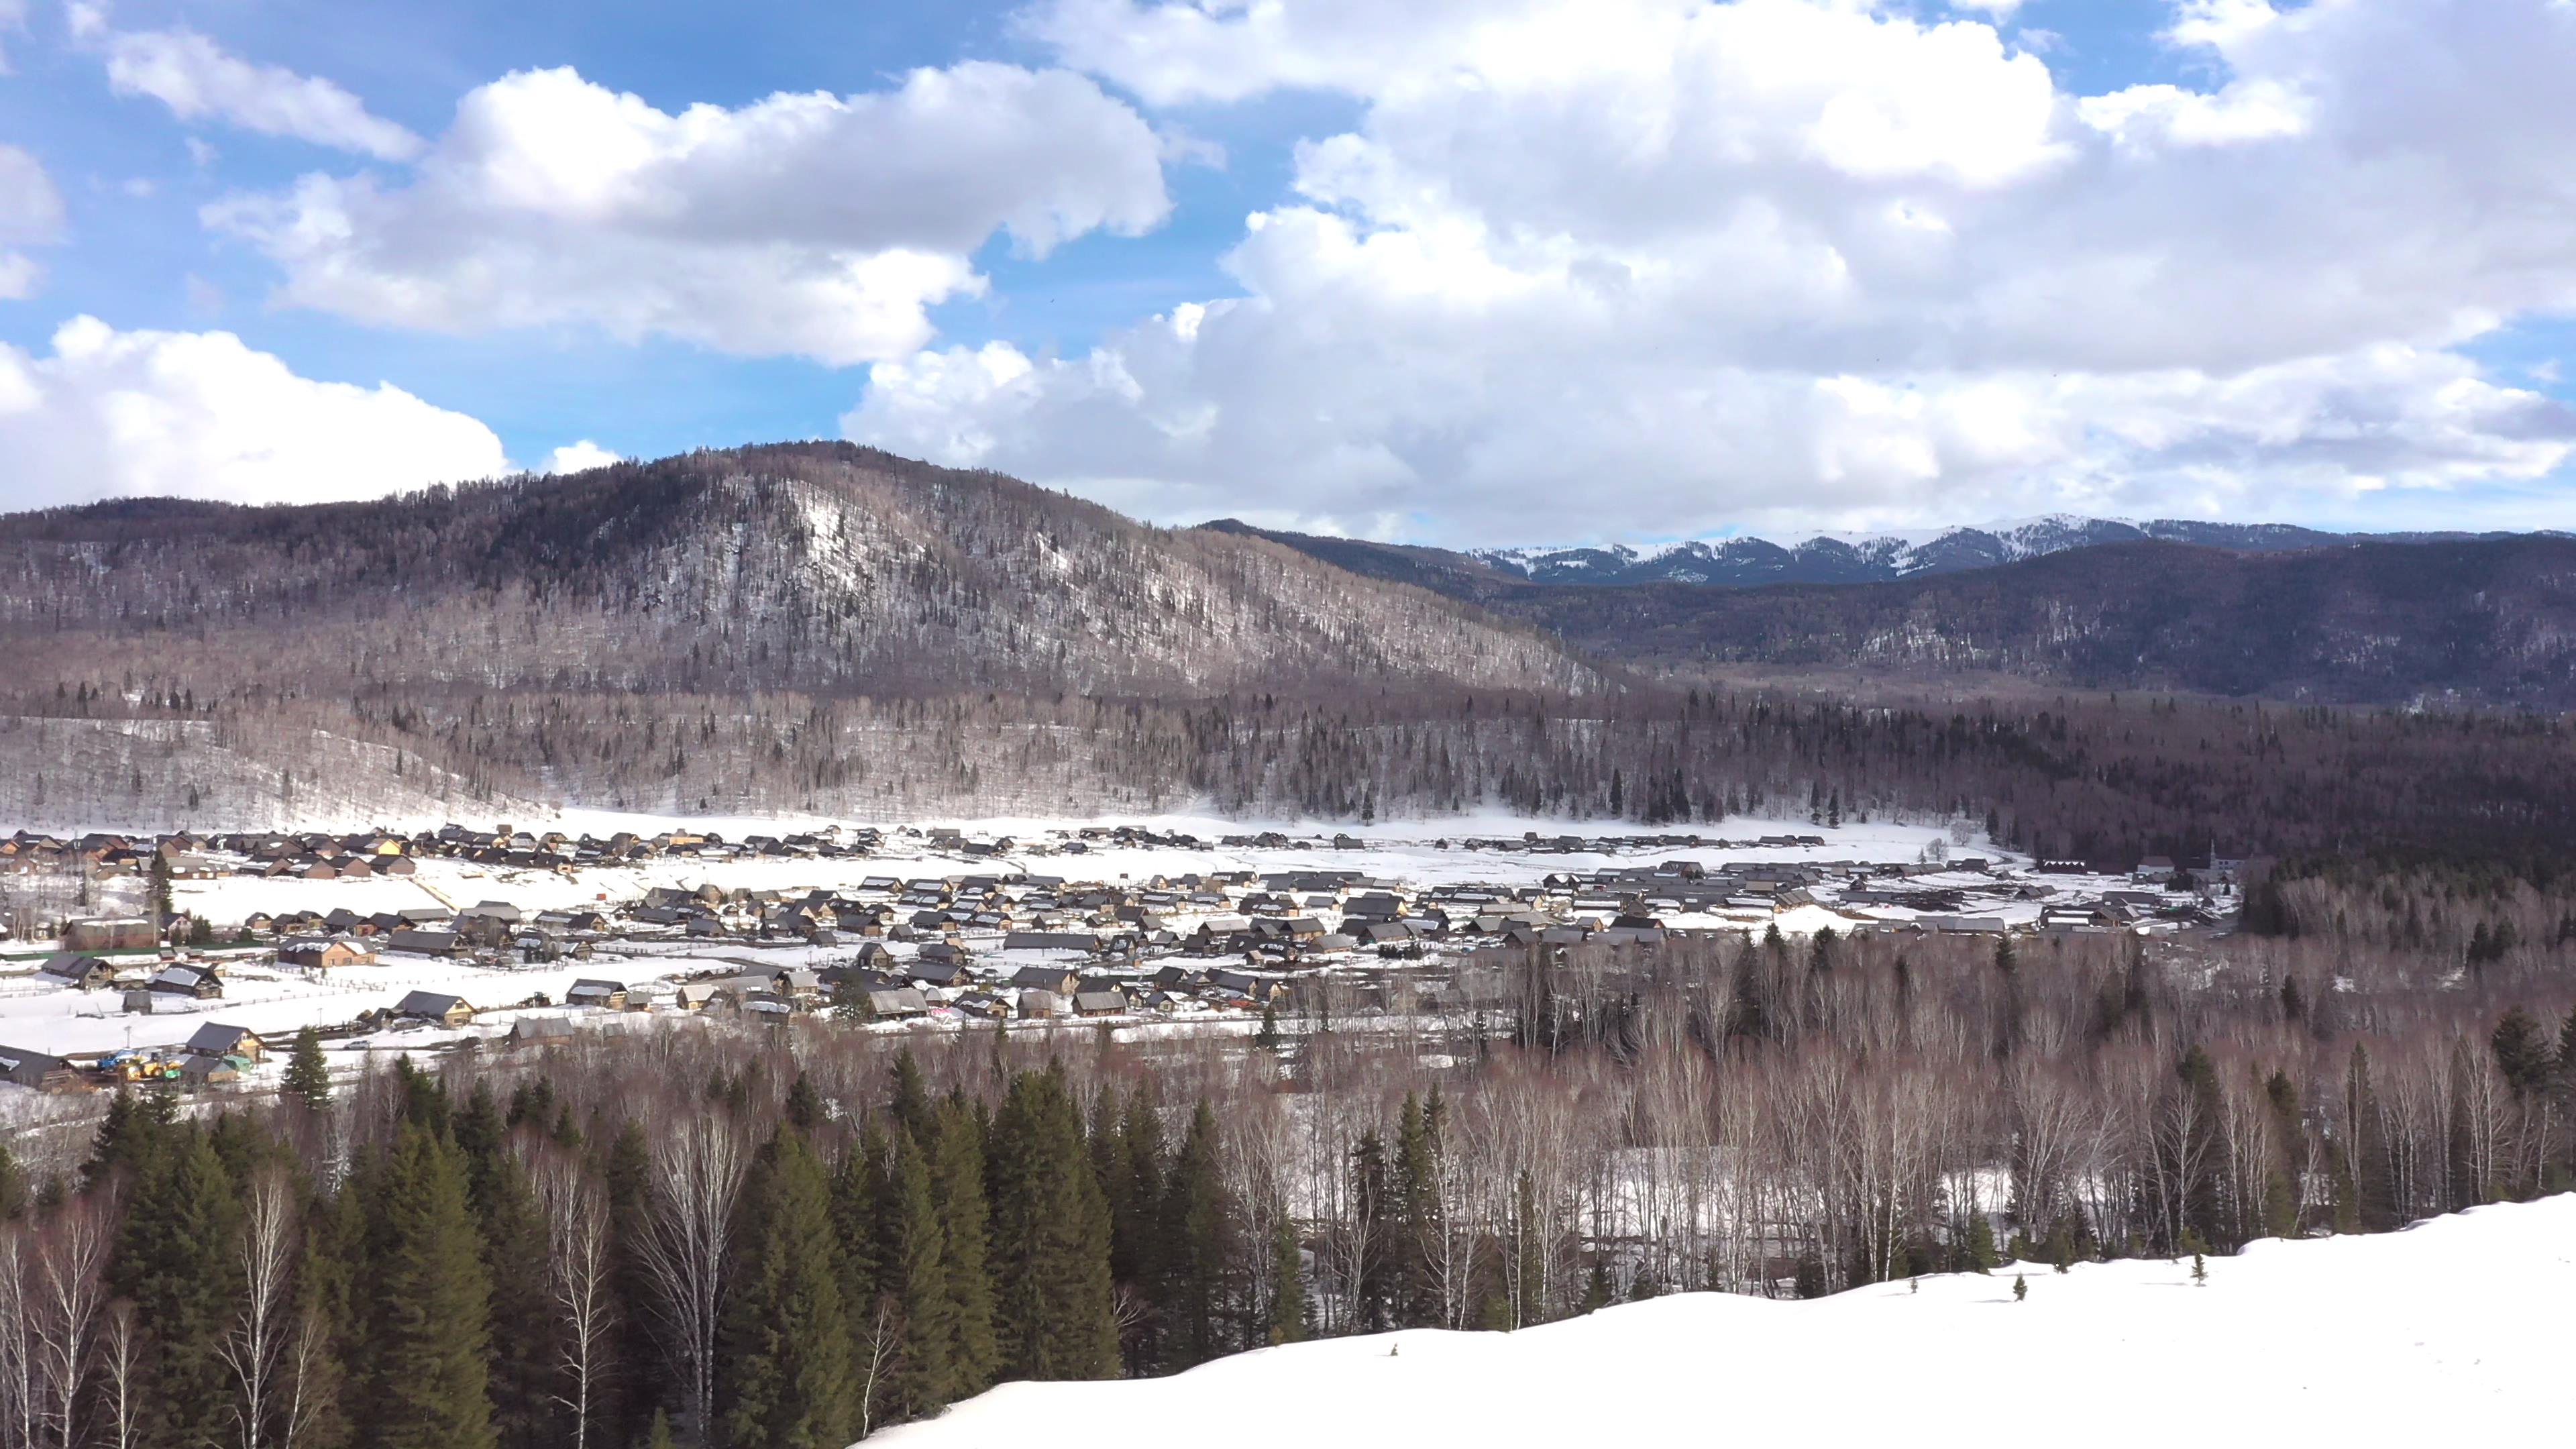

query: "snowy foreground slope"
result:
(880, 1196), (2574, 1448)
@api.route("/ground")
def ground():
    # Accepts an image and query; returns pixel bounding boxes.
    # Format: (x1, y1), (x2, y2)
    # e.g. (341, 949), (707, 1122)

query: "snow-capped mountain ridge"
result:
(1466, 517), (2510, 588)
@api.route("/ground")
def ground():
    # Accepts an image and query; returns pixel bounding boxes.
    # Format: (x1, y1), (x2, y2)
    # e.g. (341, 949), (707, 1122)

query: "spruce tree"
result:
(722, 1129), (858, 1449)
(784, 1071), (824, 1132)
(1265, 1217), (1307, 1346)
(988, 1065), (1119, 1380)
(284, 1026), (333, 1111)
(1580, 1260), (1613, 1314)
(1163, 1099), (1235, 1368)
(888, 1050), (931, 1144)
(879, 1128), (957, 1420)
(2012, 1273), (2027, 1302)
(929, 1096), (1000, 1395)
(1103, 1085), (1166, 1366)
(1390, 1091), (1443, 1328)
(0, 1137), (23, 1221)
(115, 1125), (245, 1449)
(1964, 1210), (1998, 1275)
(475, 1155), (554, 1449)
(366, 1121), (496, 1449)
(834, 1126), (892, 1319)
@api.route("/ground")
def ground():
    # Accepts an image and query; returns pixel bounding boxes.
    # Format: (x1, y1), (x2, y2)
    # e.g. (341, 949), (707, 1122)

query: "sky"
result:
(2, 0), (2575, 546)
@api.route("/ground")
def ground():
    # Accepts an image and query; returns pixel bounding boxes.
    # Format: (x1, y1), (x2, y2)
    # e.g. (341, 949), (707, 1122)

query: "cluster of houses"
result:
(0, 988), (489, 1094)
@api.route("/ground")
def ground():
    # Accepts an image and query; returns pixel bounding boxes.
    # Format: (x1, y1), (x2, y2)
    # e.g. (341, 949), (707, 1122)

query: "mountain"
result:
(881, 1195), (2575, 1448)
(1219, 515), (2536, 590)
(1503, 535), (2576, 703)
(0, 443), (1596, 826)
(0, 444), (1590, 700)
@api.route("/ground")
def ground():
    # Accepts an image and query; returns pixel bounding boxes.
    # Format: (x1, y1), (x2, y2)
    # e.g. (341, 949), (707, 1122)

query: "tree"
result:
(1161, 1099), (1235, 1368)
(2191, 1252), (2208, 1287)
(874, 1128), (955, 1422)
(365, 1121), (496, 1449)
(1265, 1218), (1307, 1346)
(1963, 1210), (1997, 1274)
(2012, 1273), (2027, 1303)
(987, 1066), (1118, 1381)
(720, 1129), (857, 1449)
(927, 1098), (998, 1397)
(282, 1029), (332, 1112)
(114, 1124), (244, 1449)
(1253, 1002), (1281, 1053)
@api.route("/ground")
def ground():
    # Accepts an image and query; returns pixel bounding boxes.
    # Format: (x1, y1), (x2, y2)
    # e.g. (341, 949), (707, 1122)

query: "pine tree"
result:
(1102, 1085), (1166, 1368)
(1964, 1210), (1998, 1274)
(114, 1124), (245, 1449)
(639, 1410), (674, 1449)
(1580, 1260), (1613, 1314)
(598, 1123), (659, 1449)
(1162, 1099), (1235, 1368)
(988, 1065), (1119, 1380)
(928, 1096), (999, 1395)
(1253, 1002), (1281, 1052)
(366, 1121), (496, 1449)
(834, 1126), (892, 1339)
(876, 1128), (957, 1421)
(1389, 1091), (1442, 1328)
(2012, 1273), (2027, 1302)
(888, 1050), (931, 1144)
(0, 1137), (23, 1222)
(722, 1129), (858, 1449)
(784, 1071), (823, 1132)
(2191, 1251), (2208, 1287)
(284, 1026), (333, 1111)
(474, 1154), (553, 1449)
(1265, 1217), (1307, 1346)
(292, 1181), (363, 1449)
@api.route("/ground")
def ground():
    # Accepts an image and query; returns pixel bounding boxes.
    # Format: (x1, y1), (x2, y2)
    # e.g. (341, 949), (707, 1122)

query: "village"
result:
(0, 816), (2240, 1098)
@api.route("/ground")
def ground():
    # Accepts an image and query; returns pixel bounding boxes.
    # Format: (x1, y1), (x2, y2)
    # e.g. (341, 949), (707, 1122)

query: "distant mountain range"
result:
(1210, 516), (2554, 590)
(1199, 517), (2576, 705)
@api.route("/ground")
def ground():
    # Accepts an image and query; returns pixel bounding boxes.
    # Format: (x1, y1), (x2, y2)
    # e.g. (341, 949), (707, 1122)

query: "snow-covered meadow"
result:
(884, 1195), (2576, 1448)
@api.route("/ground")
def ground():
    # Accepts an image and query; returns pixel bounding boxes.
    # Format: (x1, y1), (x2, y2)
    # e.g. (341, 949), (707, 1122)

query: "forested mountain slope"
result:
(0, 443), (1590, 699)
(1210, 522), (2576, 706)
(1507, 537), (2576, 704)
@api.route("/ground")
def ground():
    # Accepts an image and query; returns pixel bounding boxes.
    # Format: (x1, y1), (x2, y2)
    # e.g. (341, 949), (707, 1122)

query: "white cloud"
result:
(0, 142), (64, 299)
(206, 62), (1173, 365)
(74, 9), (425, 160)
(867, 0), (2576, 539)
(0, 316), (510, 508)
(543, 439), (622, 474)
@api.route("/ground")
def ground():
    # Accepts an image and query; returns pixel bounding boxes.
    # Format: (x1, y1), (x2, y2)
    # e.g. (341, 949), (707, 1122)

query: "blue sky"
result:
(3, 1), (2572, 544)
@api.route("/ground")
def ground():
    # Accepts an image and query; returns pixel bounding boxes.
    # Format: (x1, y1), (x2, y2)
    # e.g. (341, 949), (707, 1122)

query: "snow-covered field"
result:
(884, 1195), (2575, 1447)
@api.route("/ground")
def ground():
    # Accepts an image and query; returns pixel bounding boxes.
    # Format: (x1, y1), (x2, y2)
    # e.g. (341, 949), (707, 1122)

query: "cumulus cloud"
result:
(69, 5), (424, 159)
(543, 439), (622, 474)
(856, 0), (2576, 539)
(0, 142), (63, 299)
(0, 316), (510, 508)
(206, 62), (1173, 364)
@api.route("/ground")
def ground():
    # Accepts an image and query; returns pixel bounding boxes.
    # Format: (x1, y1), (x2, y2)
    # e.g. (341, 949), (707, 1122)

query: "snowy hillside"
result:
(880, 1195), (2575, 1448)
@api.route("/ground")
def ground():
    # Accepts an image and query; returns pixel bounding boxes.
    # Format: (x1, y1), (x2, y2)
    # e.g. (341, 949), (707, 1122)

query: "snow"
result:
(880, 1195), (2576, 1447)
